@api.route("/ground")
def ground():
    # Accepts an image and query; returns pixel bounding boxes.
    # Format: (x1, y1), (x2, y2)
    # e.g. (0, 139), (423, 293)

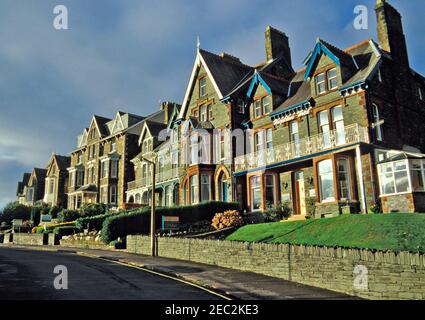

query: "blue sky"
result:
(0, 0), (424, 210)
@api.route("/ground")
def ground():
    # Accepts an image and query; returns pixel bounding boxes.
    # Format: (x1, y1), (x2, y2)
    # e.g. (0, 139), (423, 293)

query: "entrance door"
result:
(295, 171), (307, 216)
(222, 181), (228, 202)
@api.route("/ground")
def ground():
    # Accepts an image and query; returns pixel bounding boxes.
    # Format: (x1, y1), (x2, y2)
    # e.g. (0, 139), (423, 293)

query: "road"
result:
(0, 247), (221, 300)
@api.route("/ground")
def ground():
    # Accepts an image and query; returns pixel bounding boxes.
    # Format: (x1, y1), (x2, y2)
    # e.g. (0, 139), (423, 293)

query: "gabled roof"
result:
(46, 153), (71, 173)
(304, 38), (358, 80)
(271, 39), (381, 119)
(138, 119), (168, 146)
(22, 173), (31, 186)
(179, 48), (253, 119)
(91, 115), (112, 137)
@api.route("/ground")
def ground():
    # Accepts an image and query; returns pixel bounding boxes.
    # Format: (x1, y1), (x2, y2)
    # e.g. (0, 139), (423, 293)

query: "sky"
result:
(0, 0), (424, 210)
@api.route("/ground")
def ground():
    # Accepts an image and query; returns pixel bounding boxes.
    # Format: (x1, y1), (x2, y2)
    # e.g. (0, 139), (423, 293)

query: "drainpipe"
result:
(356, 145), (367, 214)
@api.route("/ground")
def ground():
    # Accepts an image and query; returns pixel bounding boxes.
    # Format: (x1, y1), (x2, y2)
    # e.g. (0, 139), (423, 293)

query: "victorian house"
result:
(16, 173), (31, 205)
(20, 168), (47, 206)
(43, 153), (70, 207)
(67, 111), (144, 210)
(126, 102), (181, 207)
(229, 0), (425, 216)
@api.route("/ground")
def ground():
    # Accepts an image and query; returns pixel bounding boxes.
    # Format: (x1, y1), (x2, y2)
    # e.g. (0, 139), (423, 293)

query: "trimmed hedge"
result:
(76, 213), (115, 231)
(58, 210), (80, 223)
(101, 201), (241, 244)
(53, 226), (81, 237)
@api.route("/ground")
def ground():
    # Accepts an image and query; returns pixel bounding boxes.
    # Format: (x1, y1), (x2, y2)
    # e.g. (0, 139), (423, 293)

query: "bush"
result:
(263, 202), (292, 222)
(212, 210), (244, 230)
(0, 222), (10, 231)
(58, 210), (80, 223)
(76, 213), (114, 231)
(49, 206), (62, 219)
(53, 226), (81, 237)
(101, 201), (241, 244)
(79, 203), (108, 217)
(0, 202), (31, 224)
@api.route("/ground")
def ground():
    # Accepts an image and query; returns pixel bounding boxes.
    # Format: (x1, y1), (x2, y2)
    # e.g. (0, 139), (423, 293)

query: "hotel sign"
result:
(273, 107), (312, 126)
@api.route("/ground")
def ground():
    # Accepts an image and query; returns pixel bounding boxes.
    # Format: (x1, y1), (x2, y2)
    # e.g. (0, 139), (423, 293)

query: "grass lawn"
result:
(227, 213), (425, 253)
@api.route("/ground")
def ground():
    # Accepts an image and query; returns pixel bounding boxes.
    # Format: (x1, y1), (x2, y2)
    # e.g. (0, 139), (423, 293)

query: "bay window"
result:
(250, 176), (261, 211)
(265, 175), (275, 205)
(379, 159), (425, 195)
(201, 175), (211, 202)
(318, 159), (335, 202)
(337, 158), (351, 200)
(190, 175), (199, 204)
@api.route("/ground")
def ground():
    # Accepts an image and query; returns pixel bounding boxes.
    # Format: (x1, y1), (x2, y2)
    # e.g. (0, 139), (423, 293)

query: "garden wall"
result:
(127, 236), (425, 300)
(12, 234), (47, 246)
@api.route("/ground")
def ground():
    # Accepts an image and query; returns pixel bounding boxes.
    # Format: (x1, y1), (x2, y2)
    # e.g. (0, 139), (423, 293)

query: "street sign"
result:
(12, 219), (23, 227)
(41, 215), (52, 223)
(161, 216), (179, 231)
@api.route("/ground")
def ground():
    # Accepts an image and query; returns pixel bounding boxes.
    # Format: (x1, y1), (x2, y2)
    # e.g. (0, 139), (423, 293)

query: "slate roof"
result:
(271, 39), (381, 117)
(33, 168), (47, 181)
(93, 115), (112, 137)
(199, 49), (253, 96)
(54, 155), (71, 171)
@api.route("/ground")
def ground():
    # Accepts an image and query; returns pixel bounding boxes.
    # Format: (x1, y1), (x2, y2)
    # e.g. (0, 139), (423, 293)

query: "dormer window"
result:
(262, 96), (272, 114)
(327, 68), (338, 90)
(199, 77), (207, 97)
(254, 100), (262, 118)
(315, 73), (326, 95)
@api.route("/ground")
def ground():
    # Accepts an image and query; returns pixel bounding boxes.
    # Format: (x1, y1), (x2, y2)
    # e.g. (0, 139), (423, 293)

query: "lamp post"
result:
(142, 156), (156, 257)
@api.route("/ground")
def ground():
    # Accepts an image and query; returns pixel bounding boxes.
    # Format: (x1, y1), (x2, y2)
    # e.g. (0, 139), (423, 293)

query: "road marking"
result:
(85, 255), (233, 300)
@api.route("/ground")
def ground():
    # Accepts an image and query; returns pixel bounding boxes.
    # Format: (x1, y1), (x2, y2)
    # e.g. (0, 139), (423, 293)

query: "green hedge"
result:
(58, 210), (80, 223)
(53, 226), (81, 237)
(101, 201), (241, 244)
(76, 213), (115, 231)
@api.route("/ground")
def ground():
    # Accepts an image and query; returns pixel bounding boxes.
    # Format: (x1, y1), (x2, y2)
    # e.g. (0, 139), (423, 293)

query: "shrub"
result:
(79, 203), (108, 217)
(212, 210), (244, 230)
(76, 213), (114, 231)
(263, 202), (292, 222)
(0, 222), (10, 231)
(370, 200), (382, 214)
(101, 201), (241, 243)
(53, 226), (81, 237)
(48, 206), (62, 219)
(58, 210), (80, 223)
(0, 202), (31, 224)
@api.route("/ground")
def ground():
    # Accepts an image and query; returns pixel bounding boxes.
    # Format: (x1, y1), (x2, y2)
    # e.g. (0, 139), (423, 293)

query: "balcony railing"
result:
(235, 123), (369, 172)
(127, 168), (179, 191)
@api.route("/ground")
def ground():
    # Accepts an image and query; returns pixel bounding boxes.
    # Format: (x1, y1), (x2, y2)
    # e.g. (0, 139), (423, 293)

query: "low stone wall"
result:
(59, 238), (113, 251)
(127, 236), (425, 300)
(3, 234), (13, 244)
(13, 233), (47, 246)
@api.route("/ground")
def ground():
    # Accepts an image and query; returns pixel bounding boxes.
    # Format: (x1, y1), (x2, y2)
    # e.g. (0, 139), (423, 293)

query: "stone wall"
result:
(127, 236), (425, 300)
(13, 234), (47, 246)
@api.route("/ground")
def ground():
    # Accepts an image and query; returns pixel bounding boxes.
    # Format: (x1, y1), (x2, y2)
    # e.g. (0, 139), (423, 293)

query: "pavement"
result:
(0, 244), (355, 300)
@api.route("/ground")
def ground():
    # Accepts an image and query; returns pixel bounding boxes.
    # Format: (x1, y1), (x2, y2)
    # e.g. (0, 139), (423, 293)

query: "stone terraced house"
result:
(43, 153), (70, 207)
(67, 112), (145, 210)
(16, 173), (31, 205)
(15, 0), (425, 217)
(125, 0), (425, 216)
(20, 168), (47, 206)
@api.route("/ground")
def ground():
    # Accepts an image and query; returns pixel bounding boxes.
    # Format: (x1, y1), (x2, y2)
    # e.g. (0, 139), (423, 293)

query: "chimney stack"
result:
(375, 0), (409, 69)
(265, 26), (293, 76)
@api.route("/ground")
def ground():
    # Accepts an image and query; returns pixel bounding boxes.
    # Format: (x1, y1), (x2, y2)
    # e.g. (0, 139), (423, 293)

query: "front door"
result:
(295, 171), (307, 216)
(222, 181), (228, 202)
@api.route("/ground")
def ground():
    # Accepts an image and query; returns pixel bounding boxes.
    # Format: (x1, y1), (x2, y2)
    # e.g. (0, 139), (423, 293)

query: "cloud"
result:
(0, 0), (424, 210)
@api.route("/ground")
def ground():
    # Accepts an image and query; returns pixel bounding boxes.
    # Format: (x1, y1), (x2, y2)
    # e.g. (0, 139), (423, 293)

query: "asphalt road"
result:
(0, 247), (220, 300)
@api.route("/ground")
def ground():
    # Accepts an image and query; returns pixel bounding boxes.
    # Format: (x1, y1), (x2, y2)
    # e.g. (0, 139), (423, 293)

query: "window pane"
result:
(250, 176), (261, 210)
(411, 170), (425, 192)
(394, 161), (407, 171)
(337, 159), (351, 200)
(395, 171), (409, 193)
(262, 96), (271, 114)
(201, 175), (210, 202)
(318, 160), (335, 201)
(265, 175), (275, 205)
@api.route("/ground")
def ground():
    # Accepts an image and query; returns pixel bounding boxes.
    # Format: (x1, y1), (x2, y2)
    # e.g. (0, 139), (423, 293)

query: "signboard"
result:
(41, 215), (52, 223)
(161, 216), (180, 231)
(12, 219), (23, 227)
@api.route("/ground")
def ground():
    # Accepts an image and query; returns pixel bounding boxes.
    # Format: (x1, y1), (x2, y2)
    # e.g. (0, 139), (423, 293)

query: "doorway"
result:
(294, 171), (307, 216)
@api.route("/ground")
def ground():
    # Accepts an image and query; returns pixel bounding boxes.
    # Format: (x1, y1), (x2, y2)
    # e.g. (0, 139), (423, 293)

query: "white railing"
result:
(235, 123), (369, 172)
(127, 168), (179, 191)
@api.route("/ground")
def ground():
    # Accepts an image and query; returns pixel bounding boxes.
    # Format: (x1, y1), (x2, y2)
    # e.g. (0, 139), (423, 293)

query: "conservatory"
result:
(377, 151), (425, 213)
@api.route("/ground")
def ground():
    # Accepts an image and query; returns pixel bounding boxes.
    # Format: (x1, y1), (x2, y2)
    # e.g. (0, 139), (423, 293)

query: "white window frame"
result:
(372, 104), (383, 142)
(337, 158), (351, 200)
(199, 77), (207, 97)
(318, 159), (335, 202)
(315, 72), (326, 95)
(262, 96), (271, 115)
(327, 68), (338, 90)
(200, 174), (211, 203)
(110, 159), (118, 179)
(109, 185), (117, 204)
(254, 100), (262, 118)
(190, 175), (199, 204)
(200, 104), (208, 122)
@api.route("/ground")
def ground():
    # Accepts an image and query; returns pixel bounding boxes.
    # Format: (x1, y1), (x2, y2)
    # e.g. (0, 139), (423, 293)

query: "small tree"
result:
(58, 210), (80, 223)
(79, 203), (108, 217)
(0, 202), (31, 224)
